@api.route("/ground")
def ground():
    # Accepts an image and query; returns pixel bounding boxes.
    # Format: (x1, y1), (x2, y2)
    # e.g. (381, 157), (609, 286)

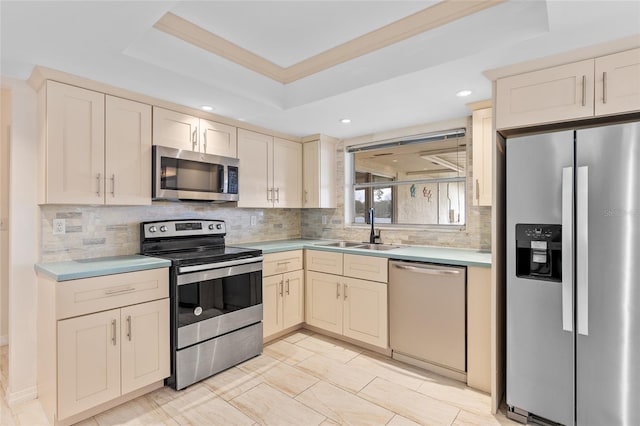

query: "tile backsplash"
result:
(40, 203), (301, 262)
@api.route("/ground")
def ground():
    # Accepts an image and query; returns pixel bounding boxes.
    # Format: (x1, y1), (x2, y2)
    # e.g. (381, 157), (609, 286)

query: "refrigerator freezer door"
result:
(506, 130), (574, 426)
(576, 122), (640, 426)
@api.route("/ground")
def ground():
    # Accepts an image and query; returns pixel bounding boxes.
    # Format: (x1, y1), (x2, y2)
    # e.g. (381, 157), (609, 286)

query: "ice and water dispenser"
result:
(515, 224), (562, 282)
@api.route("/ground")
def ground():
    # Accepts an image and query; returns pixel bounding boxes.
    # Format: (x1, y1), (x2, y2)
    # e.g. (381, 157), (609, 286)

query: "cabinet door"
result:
(302, 138), (337, 208)
(595, 48), (640, 116)
(496, 59), (594, 129)
(262, 274), (283, 338)
(120, 298), (170, 395)
(57, 309), (120, 419)
(467, 266), (491, 393)
(237, 129), (273, 208)
(472, 107), (493, 206)
(305, 271), (342, 334)
(302, 140), (319, 207)
(273, 138), (302, 208)
(282, 269), (304, 329)
(152, 107), (199, 151)
(342, 277), (388, 348)
(105, 96), (152, 205)
(46, 81), (105, 204)
(201, 119), (237, 157)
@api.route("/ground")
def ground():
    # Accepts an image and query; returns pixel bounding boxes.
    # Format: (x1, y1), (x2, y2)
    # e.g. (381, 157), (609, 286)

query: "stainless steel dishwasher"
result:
(389, 260), (466, 379)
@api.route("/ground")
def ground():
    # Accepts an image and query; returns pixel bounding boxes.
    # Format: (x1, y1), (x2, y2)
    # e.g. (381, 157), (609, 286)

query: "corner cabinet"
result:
(496, 48), (640, 130)
(237, 129), (302, 208)
(472, 107), (493, 206)
(262, 251), (305, 340)
(305, 250), (388, 349)
(152, 107), (237, 157)
(39, 81), (151, 205)
(37, 268), (170, 425)
(302, 135), (338, 208)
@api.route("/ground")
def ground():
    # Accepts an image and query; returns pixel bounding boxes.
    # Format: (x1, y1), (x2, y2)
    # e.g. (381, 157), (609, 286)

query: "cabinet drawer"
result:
(263, 250), (303, 276)
(343, 254), (388, 283)
(56, 268), (169, 319)
(305, 250), (343, 275)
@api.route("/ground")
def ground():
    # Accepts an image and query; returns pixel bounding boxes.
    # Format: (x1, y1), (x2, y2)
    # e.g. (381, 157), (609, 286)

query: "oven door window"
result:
(177, 270), (262, 327)
(161, 157), (224, 193)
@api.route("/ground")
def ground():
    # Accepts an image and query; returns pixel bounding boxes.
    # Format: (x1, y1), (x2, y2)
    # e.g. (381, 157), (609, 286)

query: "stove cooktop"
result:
(144, 245), (262, 267)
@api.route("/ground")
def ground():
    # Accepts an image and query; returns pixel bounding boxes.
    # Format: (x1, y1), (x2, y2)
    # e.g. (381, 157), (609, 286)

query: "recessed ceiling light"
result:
(201, 105), (214, 111)
(237, 118), (246, 122)
(456, 90), (472, 97)
(340, 118), (352, 124)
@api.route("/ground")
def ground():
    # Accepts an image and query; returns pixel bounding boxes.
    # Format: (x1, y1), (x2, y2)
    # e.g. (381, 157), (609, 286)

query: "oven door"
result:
(153, 145), (239, 202)
(175, 258), (262, 349)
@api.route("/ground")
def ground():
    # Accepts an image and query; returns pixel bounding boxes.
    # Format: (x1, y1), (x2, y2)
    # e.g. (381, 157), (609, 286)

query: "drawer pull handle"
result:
(343, 284), (348, 300)
(336, 282), (340, 299)
(277, 261), (291, 265)
(111, 319), (117, 346)
(286, 279), (290, 295)
(104, 286), (135, 295)
(126, 315), (132, 341)
(279, 280), (284, 297)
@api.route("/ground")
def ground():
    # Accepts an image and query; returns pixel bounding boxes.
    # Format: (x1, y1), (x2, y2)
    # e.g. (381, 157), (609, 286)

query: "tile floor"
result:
(0, 331), (518, 425)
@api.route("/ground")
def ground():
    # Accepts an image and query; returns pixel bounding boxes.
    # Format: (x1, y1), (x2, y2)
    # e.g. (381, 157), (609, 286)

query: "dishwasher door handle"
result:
(392, 263), (461, 275)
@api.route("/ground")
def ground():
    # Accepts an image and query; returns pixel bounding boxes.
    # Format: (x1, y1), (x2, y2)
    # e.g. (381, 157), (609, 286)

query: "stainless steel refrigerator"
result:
(506, 121), (640, 425)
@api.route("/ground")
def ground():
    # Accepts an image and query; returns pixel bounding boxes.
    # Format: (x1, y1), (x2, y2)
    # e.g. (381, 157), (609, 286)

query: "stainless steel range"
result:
(140, 219), (263, 390)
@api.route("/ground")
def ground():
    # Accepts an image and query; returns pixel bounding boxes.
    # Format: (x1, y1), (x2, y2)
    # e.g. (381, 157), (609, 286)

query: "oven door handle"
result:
(178, 256), (264, 274)
(177, 258), (263, 285)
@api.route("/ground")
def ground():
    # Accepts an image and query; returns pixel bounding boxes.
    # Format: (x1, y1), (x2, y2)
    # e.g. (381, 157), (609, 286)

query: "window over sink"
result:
(347, 128), (467, 227)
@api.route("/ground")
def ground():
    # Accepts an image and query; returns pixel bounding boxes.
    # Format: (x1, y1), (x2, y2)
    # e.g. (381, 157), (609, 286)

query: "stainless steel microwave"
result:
(152, 145), (239, 202)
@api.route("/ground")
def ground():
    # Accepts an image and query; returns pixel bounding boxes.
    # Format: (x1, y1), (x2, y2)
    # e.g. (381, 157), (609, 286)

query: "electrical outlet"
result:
(322, 215), (328, 225)
(53, 218), (65, 235)
(250, 216), (257, 226)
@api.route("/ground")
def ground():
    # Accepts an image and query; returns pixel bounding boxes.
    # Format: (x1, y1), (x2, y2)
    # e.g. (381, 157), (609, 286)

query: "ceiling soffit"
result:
(153, 0), (507, 84)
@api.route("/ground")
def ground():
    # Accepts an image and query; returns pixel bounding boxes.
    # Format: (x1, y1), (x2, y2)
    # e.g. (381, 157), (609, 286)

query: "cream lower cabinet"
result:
(262, 251), (305, 340)
(57, 299), (169, 419)
(466, 266), (491, 393)
(37, 268), (170, 425)
(305, 250), (388, 349)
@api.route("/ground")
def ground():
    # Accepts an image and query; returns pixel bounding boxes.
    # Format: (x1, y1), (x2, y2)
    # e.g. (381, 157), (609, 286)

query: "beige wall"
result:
(0, 88), (10, 344)
(1, 77), (39, 404)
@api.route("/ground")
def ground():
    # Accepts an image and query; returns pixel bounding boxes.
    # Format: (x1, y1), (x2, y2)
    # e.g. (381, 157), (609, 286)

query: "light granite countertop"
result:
(35, 255), (172, 282)
(237, 239), (491, 268)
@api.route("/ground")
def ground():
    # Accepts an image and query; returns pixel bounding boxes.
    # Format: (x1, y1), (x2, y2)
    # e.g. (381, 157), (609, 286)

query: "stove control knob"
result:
(159, 225), (167, 232)
(208, 224), (215, 230)
(216, 224), (222, 230)
(149, 226), (157, 233)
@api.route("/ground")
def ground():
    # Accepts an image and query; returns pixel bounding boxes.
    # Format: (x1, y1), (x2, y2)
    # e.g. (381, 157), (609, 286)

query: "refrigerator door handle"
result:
(562, 167), (574, 332)
(577, 166), (589, 336)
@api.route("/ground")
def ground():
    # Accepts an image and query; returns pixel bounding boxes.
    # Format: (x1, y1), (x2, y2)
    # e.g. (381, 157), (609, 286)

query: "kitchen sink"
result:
(315, 241), (364, 248)
(354, 244), (400, 251)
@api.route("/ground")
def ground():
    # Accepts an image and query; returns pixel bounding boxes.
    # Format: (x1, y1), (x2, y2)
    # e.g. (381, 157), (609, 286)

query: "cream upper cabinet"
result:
(496, 48), (640, 129)
(153, 107), (238, 157)
(472, 107), (493, 206)
(302, 136), (337, 208)
(237, 129), (302, 208)
(40, 81), (151, 205)
(43, 81), (105, 204)
(467, 266), (491, 393)
(496, 60), (594, 129)
(201, 118), (237, 157)
(105, 96), (152, 205)
(152, 107), (198, 151)
(594, 48), (640, 116)
(238, 129), (273, 208)
(262, 251), (304, 340)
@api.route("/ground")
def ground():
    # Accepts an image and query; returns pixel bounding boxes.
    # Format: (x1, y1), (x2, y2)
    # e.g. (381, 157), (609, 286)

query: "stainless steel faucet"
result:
(369, 208), (381, 244)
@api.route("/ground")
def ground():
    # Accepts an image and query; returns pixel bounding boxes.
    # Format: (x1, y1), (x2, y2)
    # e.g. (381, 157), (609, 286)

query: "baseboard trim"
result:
(392, 351), (467, 383)
(6, 385), (38, 406)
